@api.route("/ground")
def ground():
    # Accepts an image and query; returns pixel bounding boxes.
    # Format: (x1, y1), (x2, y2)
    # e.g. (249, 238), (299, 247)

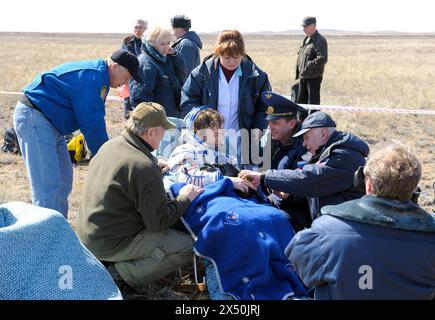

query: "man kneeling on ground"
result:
(76, 102), (203, 289)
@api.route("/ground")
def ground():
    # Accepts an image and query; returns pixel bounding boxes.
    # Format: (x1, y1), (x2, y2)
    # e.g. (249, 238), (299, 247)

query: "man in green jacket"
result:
(76, 102), (203, 289)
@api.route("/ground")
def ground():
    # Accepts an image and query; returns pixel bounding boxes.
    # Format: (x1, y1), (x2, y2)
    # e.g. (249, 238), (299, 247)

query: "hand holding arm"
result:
(229, 177), (257, 193)
(238, 170), (262, 188)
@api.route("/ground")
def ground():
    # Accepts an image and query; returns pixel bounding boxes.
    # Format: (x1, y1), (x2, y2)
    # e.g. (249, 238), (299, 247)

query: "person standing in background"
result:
(295, 16), (328, 105)
(170, 15), (202, 84)
(121, 19), (148, 119)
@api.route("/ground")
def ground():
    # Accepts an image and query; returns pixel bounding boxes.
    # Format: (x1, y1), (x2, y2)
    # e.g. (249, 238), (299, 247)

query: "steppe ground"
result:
(0, 32), (434, 225)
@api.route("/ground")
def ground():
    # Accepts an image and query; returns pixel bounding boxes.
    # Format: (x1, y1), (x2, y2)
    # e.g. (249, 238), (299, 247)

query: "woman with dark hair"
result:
(180, 30), (271, 167)
(180, 30), (271, 131)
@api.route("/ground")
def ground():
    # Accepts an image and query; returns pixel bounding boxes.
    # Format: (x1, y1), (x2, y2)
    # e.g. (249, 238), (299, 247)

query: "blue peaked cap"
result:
(293, 111), (336, 137)
(261, 91), (307, 121)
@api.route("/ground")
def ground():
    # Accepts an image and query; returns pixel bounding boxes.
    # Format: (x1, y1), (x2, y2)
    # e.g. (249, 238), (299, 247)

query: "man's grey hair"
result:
(136, 19), (148, 28)
(126, 117), (149, 136)
(325, 127), (336, 135)
(364, 141), (422, 201)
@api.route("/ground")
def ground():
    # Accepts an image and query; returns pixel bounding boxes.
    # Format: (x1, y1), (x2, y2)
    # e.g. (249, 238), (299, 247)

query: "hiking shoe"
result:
(105, 264), (140, 299)
(107, 264), (124, 283)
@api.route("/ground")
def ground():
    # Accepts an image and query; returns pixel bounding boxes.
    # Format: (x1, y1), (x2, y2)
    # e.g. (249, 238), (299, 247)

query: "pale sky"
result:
(0, 0), (433, 33)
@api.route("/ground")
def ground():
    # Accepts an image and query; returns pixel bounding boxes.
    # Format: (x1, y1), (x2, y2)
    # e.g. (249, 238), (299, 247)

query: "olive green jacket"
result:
(76, 130), (191, 258)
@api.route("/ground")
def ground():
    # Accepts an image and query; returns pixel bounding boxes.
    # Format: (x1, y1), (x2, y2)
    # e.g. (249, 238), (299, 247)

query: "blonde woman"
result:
(130, 27), (186, 117)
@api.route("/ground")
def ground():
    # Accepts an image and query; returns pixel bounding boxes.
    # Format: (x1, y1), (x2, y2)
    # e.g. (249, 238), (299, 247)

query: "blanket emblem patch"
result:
(224, 211), (239, 225)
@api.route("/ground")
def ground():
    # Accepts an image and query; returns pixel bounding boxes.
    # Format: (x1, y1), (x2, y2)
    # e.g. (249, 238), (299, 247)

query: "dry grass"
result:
(0, 32), (434, 223)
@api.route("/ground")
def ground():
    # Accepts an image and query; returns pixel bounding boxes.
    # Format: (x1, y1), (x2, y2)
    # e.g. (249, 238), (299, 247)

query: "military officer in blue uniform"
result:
(261, 91), (311, 231)
(13, 49), (142, 218)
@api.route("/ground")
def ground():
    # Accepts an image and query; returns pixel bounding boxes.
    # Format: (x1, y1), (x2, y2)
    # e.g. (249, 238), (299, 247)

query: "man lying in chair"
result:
(165, 106), (308, 300)
(166, 106), (254, 193)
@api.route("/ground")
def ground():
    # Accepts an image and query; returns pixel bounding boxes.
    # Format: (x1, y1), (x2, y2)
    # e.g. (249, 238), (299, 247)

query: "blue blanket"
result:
(0, 202), (122, 300)
(171, 178), (307, 300)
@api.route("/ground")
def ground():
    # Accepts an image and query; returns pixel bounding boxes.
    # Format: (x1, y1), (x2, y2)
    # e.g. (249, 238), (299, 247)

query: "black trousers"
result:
(123, 98), (133, 119)
(297, 77), (323, 105)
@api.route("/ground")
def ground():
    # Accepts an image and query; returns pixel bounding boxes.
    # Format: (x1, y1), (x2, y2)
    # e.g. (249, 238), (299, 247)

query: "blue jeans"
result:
(13, 102), (73, 218)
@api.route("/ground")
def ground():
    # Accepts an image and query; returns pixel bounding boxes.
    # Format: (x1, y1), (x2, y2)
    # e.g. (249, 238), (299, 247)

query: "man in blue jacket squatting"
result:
(13, 49), (142, 218)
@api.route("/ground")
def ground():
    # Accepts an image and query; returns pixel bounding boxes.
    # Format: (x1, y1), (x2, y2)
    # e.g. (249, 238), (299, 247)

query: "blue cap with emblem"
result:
(292, 111), (336, 137)
(261, 91), (307, 121)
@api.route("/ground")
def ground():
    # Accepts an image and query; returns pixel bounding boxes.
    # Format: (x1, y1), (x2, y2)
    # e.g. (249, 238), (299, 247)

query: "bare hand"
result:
(238, 170), (262, 188)
(229, 177), (256, 193)
(273, 190), (289, 200)
(158, 158), (169, 174)
(179, 184), (204, 202)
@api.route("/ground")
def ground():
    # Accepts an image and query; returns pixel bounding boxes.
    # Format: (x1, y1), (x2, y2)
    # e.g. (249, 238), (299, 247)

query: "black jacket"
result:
(296, 31), (328, 80)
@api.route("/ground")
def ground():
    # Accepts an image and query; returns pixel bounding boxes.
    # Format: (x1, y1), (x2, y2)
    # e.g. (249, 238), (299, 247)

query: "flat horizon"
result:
(1, 30), (435, 36)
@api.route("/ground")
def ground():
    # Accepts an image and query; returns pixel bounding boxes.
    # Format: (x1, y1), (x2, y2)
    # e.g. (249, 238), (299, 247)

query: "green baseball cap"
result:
(130, 102), (176, 129)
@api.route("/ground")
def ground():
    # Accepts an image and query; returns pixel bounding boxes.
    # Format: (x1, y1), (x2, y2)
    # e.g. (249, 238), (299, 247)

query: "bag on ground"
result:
(67, 134), (86, 163)
(1, 128), (21, 155)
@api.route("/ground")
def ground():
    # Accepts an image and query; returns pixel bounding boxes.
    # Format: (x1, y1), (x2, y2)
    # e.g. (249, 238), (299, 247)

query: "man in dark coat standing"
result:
(171, 15), (202, 84)
(295, 16), (328, 105)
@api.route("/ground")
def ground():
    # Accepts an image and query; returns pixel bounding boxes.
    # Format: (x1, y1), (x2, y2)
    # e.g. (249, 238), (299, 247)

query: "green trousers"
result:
(103, 228), (194, 288)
